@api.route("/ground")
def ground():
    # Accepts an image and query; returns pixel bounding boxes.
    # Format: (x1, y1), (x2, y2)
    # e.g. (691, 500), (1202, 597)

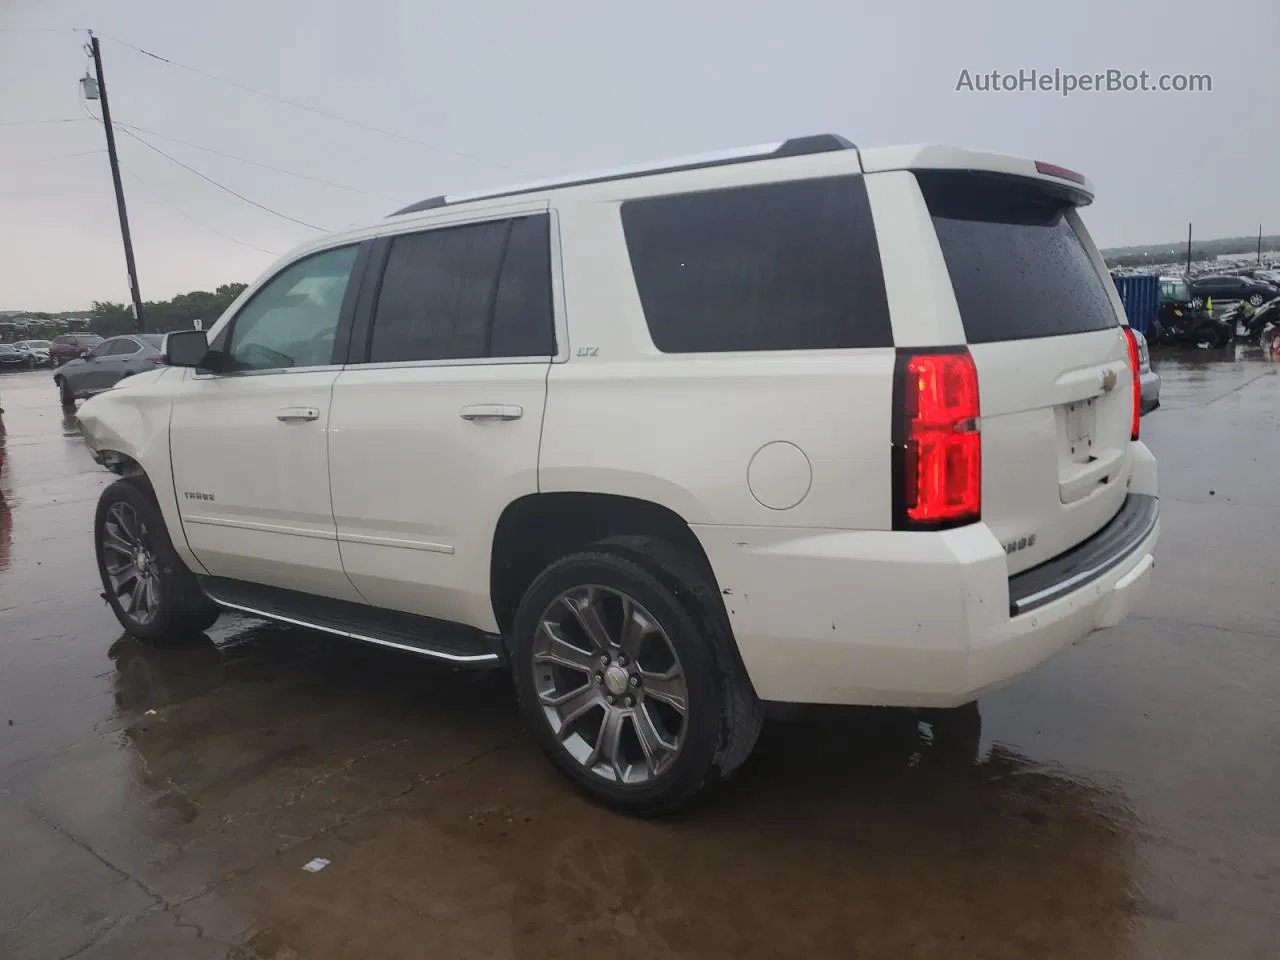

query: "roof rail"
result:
(388, 133), (856, 217)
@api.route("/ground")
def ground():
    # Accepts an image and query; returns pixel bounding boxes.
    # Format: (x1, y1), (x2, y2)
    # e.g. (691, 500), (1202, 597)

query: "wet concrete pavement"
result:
(0, 353), (1277, 960)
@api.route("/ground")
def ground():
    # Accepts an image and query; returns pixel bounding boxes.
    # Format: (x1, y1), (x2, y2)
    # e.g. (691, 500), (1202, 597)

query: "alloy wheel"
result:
(532, 585), (688, 785)
(100, 501), (162, 626)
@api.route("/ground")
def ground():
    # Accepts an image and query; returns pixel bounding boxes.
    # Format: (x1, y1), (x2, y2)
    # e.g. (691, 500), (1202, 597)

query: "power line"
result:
(0, 117), (92, 127)
(114, 122), (396, 200)
(126, 170), (283, 257)
(99, 34), (527, 174)
(0, 149), (103, 170)
(115, 126), (325, 231)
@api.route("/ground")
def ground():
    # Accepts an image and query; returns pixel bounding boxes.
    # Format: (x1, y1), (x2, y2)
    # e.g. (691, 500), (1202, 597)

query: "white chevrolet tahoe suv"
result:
(77, 134), (1158, 814)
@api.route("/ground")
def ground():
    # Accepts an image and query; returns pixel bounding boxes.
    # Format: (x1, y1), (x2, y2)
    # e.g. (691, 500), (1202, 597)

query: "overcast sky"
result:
(1, 0), (1276, 311)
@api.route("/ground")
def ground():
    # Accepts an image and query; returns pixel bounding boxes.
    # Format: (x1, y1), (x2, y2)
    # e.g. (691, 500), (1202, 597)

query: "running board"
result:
(199, 577), (504, 667)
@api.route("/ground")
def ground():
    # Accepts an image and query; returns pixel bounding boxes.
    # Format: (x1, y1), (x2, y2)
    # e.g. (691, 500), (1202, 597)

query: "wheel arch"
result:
(78, 386), (209, 576)
(489, 492), (723, 643)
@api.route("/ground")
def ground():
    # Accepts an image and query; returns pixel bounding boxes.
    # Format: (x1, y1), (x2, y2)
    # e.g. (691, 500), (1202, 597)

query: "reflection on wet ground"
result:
(0, 366), (1277, 959)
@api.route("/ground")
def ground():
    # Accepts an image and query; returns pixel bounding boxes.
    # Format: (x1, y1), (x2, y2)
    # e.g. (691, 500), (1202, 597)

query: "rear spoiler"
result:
(858, 144), (1095, 206)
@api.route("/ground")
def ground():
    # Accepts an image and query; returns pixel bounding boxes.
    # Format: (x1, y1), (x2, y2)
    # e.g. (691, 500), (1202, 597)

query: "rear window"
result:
(141, 334), (165, 349)
(621, 176), (891, 353)
(919, 171), (1119, 344)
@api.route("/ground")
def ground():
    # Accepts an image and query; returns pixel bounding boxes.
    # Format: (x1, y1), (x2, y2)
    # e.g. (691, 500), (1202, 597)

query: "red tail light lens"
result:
(146, 355), (164, 364)
(1034, 160), (1087, 185)
(1121, 327), (1141, 441)
(893, 350), (981, 529)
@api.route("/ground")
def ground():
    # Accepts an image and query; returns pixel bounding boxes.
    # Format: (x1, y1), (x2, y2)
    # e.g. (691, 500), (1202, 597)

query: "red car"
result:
(50, 333), (104, 367)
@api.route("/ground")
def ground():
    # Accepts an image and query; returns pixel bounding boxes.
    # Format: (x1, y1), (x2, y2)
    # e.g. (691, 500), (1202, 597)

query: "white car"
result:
(76, 135), (1158, 814)
(13, 340), (53, 367)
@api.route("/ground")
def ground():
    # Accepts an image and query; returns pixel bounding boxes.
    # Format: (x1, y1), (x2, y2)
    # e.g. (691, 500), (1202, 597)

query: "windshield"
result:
(28, 340), (50, 348)
(1161, 280), (1190, 301)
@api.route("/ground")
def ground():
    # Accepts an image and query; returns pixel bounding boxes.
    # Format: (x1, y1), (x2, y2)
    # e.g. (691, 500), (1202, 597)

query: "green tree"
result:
(89, 301), (136, 336)
(88, 283), (249, 336)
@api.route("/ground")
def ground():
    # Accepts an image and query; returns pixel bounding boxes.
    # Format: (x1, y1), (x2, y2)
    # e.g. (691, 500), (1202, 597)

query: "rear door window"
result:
(368, 214), (556, 363)
(918, 171), (1119, 344)
(620, 176), (891, 353)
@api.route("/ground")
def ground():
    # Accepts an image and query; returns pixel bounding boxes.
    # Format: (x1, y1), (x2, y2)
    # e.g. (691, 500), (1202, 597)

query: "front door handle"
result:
(460, 403), (523, 422)
(276, 406), (320, 422)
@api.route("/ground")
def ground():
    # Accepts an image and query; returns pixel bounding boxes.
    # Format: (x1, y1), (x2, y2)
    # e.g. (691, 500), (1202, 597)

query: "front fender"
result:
(76, 368), (207, 574)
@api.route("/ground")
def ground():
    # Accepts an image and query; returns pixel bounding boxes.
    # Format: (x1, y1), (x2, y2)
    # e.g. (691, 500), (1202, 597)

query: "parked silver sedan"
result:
(1134, 328), (1161, 414)
(13, 340), (53, 368)
(53, 334), (166, 406)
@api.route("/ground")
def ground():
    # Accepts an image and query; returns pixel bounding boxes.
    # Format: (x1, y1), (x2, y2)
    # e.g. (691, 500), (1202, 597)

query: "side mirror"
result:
(164, 329), (211, 368)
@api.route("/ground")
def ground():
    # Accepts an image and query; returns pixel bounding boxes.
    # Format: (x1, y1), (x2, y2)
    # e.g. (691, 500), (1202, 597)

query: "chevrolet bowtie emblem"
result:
(1101, 369), (1118, 392)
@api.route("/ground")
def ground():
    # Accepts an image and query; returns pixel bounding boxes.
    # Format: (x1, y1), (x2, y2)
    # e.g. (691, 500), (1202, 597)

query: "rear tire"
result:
(94, 478), (219, 644)
(511, 539), (762, 816)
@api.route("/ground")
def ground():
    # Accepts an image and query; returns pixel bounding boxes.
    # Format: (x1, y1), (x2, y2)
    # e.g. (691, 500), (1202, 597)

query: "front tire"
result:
(1248, 293), (1265, 307)
(512, 541), (761, 816)
(94, 478), (219, 643)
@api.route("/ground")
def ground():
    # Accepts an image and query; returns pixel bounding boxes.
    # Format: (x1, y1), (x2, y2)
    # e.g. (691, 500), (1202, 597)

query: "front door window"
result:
(223, 246), (359, 372)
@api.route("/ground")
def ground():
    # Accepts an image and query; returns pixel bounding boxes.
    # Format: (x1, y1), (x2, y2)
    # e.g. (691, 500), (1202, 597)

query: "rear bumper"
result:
(693, 445), (1159, 708)
(1008, 494), (1157, 616)
(1140, 369), (1161, 413)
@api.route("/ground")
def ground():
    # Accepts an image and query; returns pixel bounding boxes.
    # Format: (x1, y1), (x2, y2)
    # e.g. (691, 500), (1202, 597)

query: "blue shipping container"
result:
(1111, 275), (1159, 336)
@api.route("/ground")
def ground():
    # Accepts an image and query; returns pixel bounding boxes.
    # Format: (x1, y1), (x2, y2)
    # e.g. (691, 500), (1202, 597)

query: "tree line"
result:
(1102, 234), (1280, 268)
(89, 283), (248, 337)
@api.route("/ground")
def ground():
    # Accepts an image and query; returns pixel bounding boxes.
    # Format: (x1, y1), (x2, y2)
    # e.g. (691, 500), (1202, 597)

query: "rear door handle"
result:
(276, 406), (320, 422)
(460, 403), (523, 422)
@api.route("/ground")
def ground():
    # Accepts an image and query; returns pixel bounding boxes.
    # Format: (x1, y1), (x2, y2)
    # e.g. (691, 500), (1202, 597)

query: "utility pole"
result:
(86, 32), (145, 331)
(1186, 222), (1192, 277)
(1258, 224), (1263, 264)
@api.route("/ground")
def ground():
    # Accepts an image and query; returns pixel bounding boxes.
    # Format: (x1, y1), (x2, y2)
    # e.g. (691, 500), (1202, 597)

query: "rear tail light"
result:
(892, 349), (982, 529)
(146, 355), (164, 364)
(1122, 327), (1141, 441)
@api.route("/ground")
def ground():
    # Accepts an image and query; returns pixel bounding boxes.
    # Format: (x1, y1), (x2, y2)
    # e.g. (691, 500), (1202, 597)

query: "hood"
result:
(104, 366), (169, 392)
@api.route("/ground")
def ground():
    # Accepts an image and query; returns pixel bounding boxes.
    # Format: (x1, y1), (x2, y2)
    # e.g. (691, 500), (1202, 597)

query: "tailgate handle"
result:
(1055, 364), (1125, 402)
(276, 406), (320, 422)
(460, 404), (523, 422)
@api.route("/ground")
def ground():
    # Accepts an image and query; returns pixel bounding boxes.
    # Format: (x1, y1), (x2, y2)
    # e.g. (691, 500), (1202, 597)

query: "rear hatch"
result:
(918, 170), (1133, 575)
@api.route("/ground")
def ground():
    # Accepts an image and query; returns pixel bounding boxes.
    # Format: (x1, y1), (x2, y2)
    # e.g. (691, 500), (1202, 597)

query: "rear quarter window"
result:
(919, 171), (1119, 344)
(620, 175), (891, 353)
